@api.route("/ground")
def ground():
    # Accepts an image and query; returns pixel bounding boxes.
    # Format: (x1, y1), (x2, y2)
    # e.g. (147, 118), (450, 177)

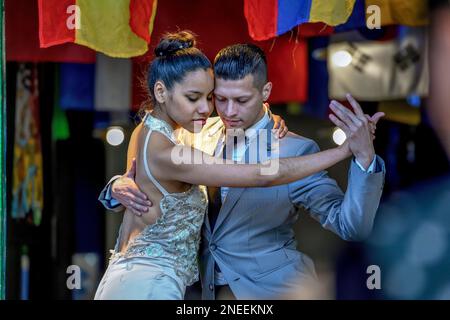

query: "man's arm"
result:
(288, 140), (385, 241)
(98, 175), (123, 212)
(290, 94), (386, 241)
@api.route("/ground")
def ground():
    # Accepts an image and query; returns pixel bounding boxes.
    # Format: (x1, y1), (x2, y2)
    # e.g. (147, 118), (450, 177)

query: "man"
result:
(99, 44), (385, 299)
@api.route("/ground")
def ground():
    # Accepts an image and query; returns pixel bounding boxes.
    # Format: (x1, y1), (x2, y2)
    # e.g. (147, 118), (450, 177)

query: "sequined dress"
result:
(95, 114), (208, 299)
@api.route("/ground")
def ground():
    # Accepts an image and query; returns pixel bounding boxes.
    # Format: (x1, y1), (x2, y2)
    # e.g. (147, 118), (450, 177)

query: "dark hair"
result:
(146, 31), (211, 107)
(213, 43), (268, 89)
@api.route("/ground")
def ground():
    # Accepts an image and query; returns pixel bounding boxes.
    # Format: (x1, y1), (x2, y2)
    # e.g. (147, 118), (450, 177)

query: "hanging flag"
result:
(94, 54), (132, 111)
(244, 0), (356, 40)
(365, 0), (429, 27)
(6, 0), (96, 63)
(38, 0), (158, 58)
(59, 63), (95, 110)
(328, 27), (429, 101)
(12, 64), (44, 226)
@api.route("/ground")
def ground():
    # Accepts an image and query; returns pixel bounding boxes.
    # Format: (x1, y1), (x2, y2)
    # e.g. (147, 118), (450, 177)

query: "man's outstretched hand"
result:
(111, 158), (152, 216)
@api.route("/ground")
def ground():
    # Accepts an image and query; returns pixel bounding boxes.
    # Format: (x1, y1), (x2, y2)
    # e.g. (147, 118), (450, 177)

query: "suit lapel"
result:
(212, 187), (245, 235)
(204, 206), (212, 234)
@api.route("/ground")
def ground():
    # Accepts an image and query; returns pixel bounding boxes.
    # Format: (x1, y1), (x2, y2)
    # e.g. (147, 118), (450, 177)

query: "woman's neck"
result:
(151, 105), (180, 131)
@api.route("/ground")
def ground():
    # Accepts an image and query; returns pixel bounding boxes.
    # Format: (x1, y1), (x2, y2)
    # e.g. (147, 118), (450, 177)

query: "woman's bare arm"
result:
(150, 131), (350, 188)
(126, 123), (143, 171)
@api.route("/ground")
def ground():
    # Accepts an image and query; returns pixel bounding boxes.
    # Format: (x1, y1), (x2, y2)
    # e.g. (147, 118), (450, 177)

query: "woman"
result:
(94, 31), (352, 300)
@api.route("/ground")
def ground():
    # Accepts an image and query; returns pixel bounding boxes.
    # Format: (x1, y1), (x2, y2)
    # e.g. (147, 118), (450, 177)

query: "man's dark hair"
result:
(214, 44), (268, 89)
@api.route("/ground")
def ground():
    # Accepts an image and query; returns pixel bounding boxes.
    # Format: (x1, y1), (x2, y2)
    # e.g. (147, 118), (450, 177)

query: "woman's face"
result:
(166, 68), (214, 133)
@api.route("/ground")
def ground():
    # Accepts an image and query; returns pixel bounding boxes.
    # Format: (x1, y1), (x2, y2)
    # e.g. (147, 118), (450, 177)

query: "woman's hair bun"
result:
(154, 30), (197, 58)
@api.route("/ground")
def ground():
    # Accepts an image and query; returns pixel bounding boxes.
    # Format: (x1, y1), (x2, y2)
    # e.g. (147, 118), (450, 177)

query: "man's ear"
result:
(262, 82), (272, 102)
(154, 81), (167, 104)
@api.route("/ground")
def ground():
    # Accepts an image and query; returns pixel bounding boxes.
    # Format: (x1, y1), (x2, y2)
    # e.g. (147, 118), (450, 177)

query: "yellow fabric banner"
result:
(366, 0), (429, 27)
(310, 0), (356, 26)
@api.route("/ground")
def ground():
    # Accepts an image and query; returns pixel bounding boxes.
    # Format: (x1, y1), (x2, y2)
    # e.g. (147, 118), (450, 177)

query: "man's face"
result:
(214, 74), (268, 130)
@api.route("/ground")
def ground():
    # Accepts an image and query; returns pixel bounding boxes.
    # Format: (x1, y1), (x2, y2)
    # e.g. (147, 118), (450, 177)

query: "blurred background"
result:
(1, 0), (450, 300)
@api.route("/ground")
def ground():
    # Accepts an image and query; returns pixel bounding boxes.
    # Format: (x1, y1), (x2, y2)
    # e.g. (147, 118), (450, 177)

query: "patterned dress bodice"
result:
(111, 113), (208, 286)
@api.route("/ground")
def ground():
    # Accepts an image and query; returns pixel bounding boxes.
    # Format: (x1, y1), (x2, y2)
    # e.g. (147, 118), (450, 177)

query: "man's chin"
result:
(223, 120), (244, 129)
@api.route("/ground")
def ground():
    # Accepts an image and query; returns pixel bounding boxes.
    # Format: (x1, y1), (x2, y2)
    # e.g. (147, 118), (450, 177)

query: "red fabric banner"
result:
(38, 0), (76, 47)
(244, 0), (278, 41)
(130, 0), (158, 43)
(6, 0), (95, 63)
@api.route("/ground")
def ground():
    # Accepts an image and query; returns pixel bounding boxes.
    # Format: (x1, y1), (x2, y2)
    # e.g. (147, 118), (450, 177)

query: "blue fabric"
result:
(335, 0), (365, 32)
(59, 63), (95, 110)
(277, 0), (312, 36)
(98, 175), (122, 212)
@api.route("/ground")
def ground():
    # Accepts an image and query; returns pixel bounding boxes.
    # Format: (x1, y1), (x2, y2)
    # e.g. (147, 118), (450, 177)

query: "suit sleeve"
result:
(288, 140), (385, 241)
(98, 175), (125, 213)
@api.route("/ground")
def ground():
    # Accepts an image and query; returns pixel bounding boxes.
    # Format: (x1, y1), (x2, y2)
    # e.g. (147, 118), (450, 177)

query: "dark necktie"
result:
(207, 186), (222, 231)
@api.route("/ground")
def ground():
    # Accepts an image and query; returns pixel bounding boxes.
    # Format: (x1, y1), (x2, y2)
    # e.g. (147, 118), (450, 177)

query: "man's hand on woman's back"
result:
(111, 158), (153, 216)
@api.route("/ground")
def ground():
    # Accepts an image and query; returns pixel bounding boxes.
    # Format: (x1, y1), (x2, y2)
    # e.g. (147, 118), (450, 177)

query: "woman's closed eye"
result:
(186, 95), (199, 102)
